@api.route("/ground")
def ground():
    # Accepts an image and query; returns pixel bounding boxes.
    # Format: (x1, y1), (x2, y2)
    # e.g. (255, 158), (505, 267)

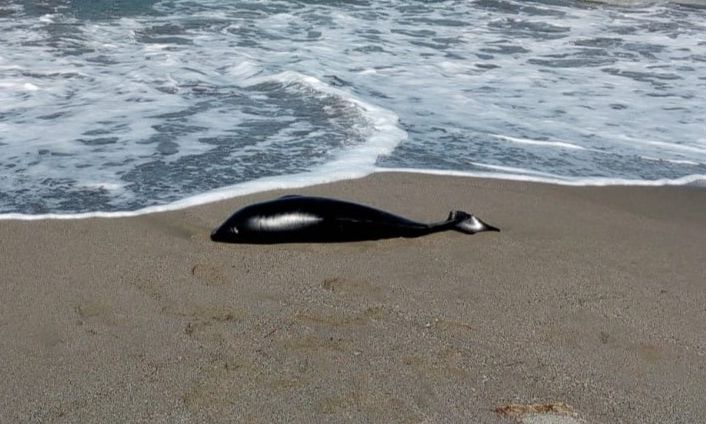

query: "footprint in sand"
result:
(321, 277), (382, 299)
(191, 263), (227, 286)
(495, 402), (584, 423)
(180, 304), (247, 340)
(74, 300), (117, 328)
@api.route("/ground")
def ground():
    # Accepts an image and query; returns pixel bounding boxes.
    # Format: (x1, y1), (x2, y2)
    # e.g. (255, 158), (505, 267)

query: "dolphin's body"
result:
(210, 195), (499, 244)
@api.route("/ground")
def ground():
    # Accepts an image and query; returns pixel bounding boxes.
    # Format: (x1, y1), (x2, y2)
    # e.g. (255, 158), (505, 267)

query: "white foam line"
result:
(238, 70), (407, 169)
(491, 134), (586, 150)
(639, 140), (706, 155)
(375, 167), (706, 187)
(614, 135), (706, 155)
(467, 161), (560, 177)
(640, 156), (701, 166)
(39, 14), (55, 24)
(0, 81), (40, 91)
(0, 71), (407, 221)
(0, 167), (376, 221)
(3, 167), (705, 221)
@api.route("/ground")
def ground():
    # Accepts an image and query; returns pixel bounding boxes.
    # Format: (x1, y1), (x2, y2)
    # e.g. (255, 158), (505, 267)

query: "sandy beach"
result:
(1, 172), (705, 423)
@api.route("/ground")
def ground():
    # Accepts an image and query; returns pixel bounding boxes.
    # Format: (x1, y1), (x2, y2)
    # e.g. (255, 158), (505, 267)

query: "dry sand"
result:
(1, 172), (705, 423)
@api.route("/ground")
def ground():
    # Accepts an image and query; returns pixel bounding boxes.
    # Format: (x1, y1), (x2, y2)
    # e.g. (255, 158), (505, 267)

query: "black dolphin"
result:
(210, 195), (499, 244)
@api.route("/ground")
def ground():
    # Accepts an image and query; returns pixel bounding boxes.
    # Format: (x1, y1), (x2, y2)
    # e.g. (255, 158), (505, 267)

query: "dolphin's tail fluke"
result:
(448, 211), (500, 234)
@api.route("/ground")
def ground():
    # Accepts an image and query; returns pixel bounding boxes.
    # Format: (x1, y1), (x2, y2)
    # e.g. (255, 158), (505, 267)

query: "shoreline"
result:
(2, 168), (705, 221)
(2, 172), (705, 423)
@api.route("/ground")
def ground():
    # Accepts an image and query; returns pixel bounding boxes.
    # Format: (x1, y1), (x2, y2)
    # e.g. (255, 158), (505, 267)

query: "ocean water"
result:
(1, 0), (705, 217)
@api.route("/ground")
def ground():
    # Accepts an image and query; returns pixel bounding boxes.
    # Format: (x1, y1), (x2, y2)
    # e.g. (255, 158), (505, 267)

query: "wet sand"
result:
(2, 172), (705, 423)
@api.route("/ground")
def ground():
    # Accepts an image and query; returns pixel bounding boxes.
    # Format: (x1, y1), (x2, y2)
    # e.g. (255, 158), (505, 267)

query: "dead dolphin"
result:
(210, 195), (499, 244)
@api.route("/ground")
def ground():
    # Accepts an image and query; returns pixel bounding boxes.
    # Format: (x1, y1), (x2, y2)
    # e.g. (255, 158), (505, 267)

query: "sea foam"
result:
(1, 0), (705, 217)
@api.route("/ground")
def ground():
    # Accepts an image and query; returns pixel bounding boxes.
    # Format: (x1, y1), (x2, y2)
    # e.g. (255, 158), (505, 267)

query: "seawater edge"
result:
(1, 168), (704, 221)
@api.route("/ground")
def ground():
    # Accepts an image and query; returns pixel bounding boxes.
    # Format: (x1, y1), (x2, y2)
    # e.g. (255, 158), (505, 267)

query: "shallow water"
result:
(1, 0), (705, 215)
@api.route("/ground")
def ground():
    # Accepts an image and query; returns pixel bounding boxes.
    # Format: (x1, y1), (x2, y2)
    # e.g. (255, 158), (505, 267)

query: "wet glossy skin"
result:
(210, 195), (498, 244)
